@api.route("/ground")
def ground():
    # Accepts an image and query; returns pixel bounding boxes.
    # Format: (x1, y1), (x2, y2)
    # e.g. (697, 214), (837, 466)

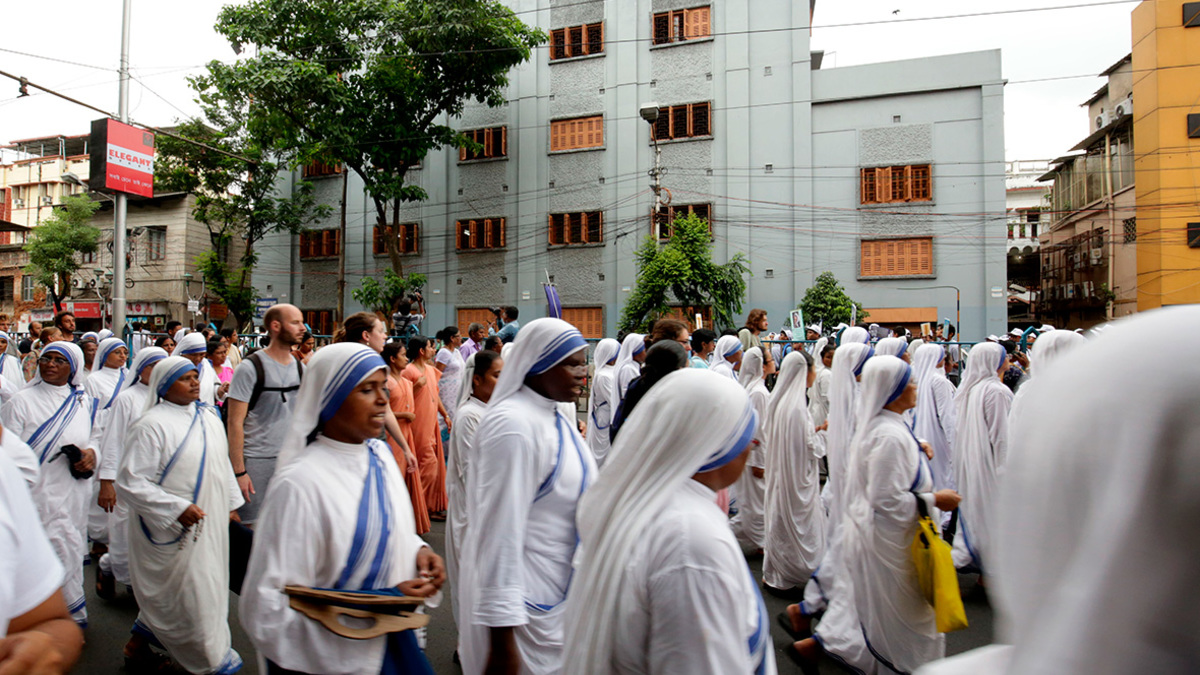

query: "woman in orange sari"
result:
(383, 342), (430, 534)
(404, 336), (451, 520)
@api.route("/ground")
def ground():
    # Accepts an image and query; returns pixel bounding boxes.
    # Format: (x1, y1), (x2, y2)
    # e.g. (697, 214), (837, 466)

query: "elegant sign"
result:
(89, 118), (155, 198)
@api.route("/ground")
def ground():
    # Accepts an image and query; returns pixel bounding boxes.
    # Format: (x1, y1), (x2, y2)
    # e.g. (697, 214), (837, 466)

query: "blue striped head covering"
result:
(488, 318), (588, 407)
(96, 337), (128, 370)
(37, 341), (85, 387)
(144, 356), (199, 411)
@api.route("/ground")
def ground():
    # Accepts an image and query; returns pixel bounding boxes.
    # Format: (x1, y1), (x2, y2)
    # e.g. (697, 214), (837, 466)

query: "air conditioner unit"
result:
(12, 198), (23, 208)
(1095, 110), (1113, 130)
(1090, 248), (1103, 265)
(41, 196), (53, 205)
(1113, 95), (1133, 118)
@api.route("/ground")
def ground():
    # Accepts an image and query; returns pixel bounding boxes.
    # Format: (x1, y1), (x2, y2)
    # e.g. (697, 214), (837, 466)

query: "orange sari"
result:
(388, 374), (430, 534)
(403, 362), (447, 513)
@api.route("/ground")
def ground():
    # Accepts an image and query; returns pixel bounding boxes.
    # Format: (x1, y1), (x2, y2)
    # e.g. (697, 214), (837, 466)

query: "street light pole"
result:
(111, 0), (131, 340)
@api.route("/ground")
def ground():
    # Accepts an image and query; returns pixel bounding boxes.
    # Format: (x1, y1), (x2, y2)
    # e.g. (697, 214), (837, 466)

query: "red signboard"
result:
(88, 118), (155, 198)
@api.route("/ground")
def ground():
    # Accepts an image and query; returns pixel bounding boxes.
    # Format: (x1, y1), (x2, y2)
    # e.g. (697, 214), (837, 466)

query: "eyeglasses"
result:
(38, 355), (70, 366)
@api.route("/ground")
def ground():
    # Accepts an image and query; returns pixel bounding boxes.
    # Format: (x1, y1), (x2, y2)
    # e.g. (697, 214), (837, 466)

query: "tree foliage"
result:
(156, 118), (329, 329)
(23, 195), (101, 311)
(197, 0), (545, 276)
(799, 271), (867, 330)
(618, 213), (750, 334)
(351, 270), (428, 322)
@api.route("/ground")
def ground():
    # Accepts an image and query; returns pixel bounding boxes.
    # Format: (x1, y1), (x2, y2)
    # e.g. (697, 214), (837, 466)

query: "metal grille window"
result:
(459, 126), (507, 161)
(652, 6), (711, 45)
(373, 223), (419, 255)
(652, 102), (711, 141)
(549, 22), (604, 59)
(860, 238), (934, 277)
(550, 116), (604, 151)
(548, 211), (603, 245)
(860, 165), (933, 204)
(147, 227), (167, 261)
(1123, 217), (1137, 244)
(654, 203), (712, 241)
(456, 218), (506, 251)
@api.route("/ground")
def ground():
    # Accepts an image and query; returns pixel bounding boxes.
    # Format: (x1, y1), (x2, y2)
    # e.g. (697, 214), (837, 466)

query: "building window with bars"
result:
(860, 165), (933, 204)
(654, 203), (712, 241)
(459, 126), (508, 162)
(301, 160), (343, 179)
(147, 227), (167, 261)
(304, 310), (334, 336)
(1123, 217), (1137, 244)
(550, 116), (604, 152)
(860, 237), (934, 277)
(652, 6), (711, 45)
(21, 275), (34, 302)
(299, 229), (341, 259)
(550, 22), (604, 60)
(548, 211), (603, 246)
(456, 217), (506, 251)
(651, 102), (711, 141)
(373, 223), (420, 255)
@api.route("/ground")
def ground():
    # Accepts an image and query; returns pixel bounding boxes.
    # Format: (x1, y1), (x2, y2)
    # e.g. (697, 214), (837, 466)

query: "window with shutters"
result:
(458, 126), (508, 162)
(372, 223), (420, 255)
(549, 22), (604, 60)
(548, 211), (603, 246)
(457, 308), (496, 337)
(652, 6), (711, 45)
(456, 217), (507, 251)
(301, 160), (343, 179)
(561, 307), (604, 339)
(147, 227), (167, 261)
(651, 102), (712, 141)
(654, 203), (712, 241)
(859, 238), (934, 278)
(304, 310), (334, 336)
(859, 165), (933, 204)
(299, 229), (341, 259)
(550, 116), (604, 152)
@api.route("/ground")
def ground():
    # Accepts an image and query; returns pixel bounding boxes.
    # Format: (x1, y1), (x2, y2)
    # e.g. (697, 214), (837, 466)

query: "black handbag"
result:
(58, 444), (94, 480)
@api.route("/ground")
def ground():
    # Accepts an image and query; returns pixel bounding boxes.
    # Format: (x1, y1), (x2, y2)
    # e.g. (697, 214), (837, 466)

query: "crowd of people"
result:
(0, 301), (1194, 675)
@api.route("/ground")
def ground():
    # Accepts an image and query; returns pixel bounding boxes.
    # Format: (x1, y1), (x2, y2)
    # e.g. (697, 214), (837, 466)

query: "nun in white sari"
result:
(0, 330), (25, 391)
(96, 347), (167, 592)
(875, 337), (911, 362)
(919, 307), (1200, 675)
(240, 343), (443, 675)
(709, 335), (743, 380)
(842, 356), (959, 675)
(910, 344), (957, 492)
(563, 369), (775, 675)
(611, 333), (645, 407)
(458, 318), (596, 675)
(730, 347), (770, 551)
(763, 351), (826, 592)
(0, 341), (96, 626)
(1007, 329), (1085, 434)
(172, 332), (219, 405)
(586, 338), (620, 467)
(84, 336), (128, 545)
(950, 342), (1011, 572)
(117, 356), (243, 674)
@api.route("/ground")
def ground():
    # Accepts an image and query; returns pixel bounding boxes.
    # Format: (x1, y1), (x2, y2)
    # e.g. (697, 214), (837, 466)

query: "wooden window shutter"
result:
(912, 165), (931, 201)
(501, 126), (508, 157)
(548, 214), (558, 245)
(861, 169), (876, 204)
(499, 218), (507, 247)
(691, 102), (710, 136)
(653, 13), (670, 44)
(469, 220), (479, 249)
(484, 128), (494, 158)
(891, 167), (907, 202)
(551, 121), (561, 152)
(459, 145), (468, 162)
(690, 7), (711, 38)
(593, 116), (604, 146)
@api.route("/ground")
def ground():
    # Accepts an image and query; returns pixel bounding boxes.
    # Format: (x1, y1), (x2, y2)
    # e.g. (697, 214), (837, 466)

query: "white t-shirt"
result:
(0, 453), (64, 636)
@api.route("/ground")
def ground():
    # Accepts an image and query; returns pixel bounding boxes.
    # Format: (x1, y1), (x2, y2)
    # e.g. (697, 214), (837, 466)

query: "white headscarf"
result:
(909, 338), (926, 355)
(564, 369), (759, 674)
(810, 336), (830, 373)
(27, 340), (86, 388)
(97, 329), (114, 341)
(737, 346), (765, 390)
(966, 307), (1200, 675)
(844, 355), (914, 491)
(172, 332), (207, 358)
(80, 331), (99, 345)
(710, 335), (743, 380)
(610, 333), (645, 405)
(1027, 329), (1085, 376)
(129, 346), (168, 385)
(954, 342), (1006, 423)
(173, 327), (189, 343)
(490, 318), (587, 408)
(455, 352), (480, 413)
(824, 342), (873, 515)
(840, 326), (870, 345)
(912, 343), (946, 404)
(875, 336), (909, 360)
(593, 338), (619, 372)
(275, 343), (388, 469)
(142, 356), (199, 413)
(95, 337), (128, 372)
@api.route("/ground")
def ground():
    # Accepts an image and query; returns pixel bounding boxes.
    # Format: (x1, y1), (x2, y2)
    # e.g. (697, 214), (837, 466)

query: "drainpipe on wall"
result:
(1104, 131), (1115, 321)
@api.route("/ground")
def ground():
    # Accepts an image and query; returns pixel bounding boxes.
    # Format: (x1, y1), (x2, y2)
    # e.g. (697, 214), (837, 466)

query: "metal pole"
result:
(112, 0), (131, 340)
(336, 168), (348, 323)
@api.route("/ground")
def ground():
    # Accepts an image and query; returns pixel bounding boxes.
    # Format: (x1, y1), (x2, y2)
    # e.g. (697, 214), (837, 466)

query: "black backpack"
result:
(244, 350), (304, 412)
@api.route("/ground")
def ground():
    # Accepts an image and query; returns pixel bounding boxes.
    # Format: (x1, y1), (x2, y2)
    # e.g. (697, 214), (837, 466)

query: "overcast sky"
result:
(1, 0), (1136, 162)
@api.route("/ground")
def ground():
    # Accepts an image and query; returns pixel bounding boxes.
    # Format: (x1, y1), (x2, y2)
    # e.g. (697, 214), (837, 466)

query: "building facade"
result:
(1132, 0), (1200, 310)
(1006, 160), (1049, 326)
(257, 0), (1007, 339)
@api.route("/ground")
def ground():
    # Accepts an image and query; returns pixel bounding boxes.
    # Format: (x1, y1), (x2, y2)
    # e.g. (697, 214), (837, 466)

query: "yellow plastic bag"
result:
(911, 502), (969, 633)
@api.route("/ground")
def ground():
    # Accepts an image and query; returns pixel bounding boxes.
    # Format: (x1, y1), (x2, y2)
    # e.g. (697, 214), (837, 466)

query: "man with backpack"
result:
(226, 303), (306, 525)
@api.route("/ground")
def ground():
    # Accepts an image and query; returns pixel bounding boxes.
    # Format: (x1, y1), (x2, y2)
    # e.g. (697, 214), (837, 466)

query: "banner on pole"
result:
(544, 284), (563, 319)
(89, 118), (155, 198)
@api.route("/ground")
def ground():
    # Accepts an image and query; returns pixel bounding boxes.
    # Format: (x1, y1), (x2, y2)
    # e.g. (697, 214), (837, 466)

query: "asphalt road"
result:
(76, 521), (994, 674)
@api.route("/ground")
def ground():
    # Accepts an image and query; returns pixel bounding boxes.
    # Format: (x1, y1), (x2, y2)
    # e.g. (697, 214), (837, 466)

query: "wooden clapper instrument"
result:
(284, 586), (429, 640)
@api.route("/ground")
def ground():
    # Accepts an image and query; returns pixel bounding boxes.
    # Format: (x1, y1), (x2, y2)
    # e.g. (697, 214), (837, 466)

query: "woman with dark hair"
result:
(153, 334), (175, 354)
(434, 326), (466, 445)
(483, 335), (503, 354)
(403, 336), (450, 521)
(609, 341), (689, 443)
(296, 331), (315, 365)
(382, 341), (429, 535)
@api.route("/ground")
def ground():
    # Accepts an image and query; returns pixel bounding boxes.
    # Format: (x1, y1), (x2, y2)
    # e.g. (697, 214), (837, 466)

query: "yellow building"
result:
(1132, 0), (1200, 310)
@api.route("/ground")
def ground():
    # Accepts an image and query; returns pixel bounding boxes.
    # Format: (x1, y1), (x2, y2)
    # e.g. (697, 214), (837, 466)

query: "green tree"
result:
(197, 0), (545, 276)
(23, 195), (101, 311)
(799, 271), (867, 330)
(618, 213), (750, 334)
(351, 270), (428, 322)
(156, 118), (329, 330)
